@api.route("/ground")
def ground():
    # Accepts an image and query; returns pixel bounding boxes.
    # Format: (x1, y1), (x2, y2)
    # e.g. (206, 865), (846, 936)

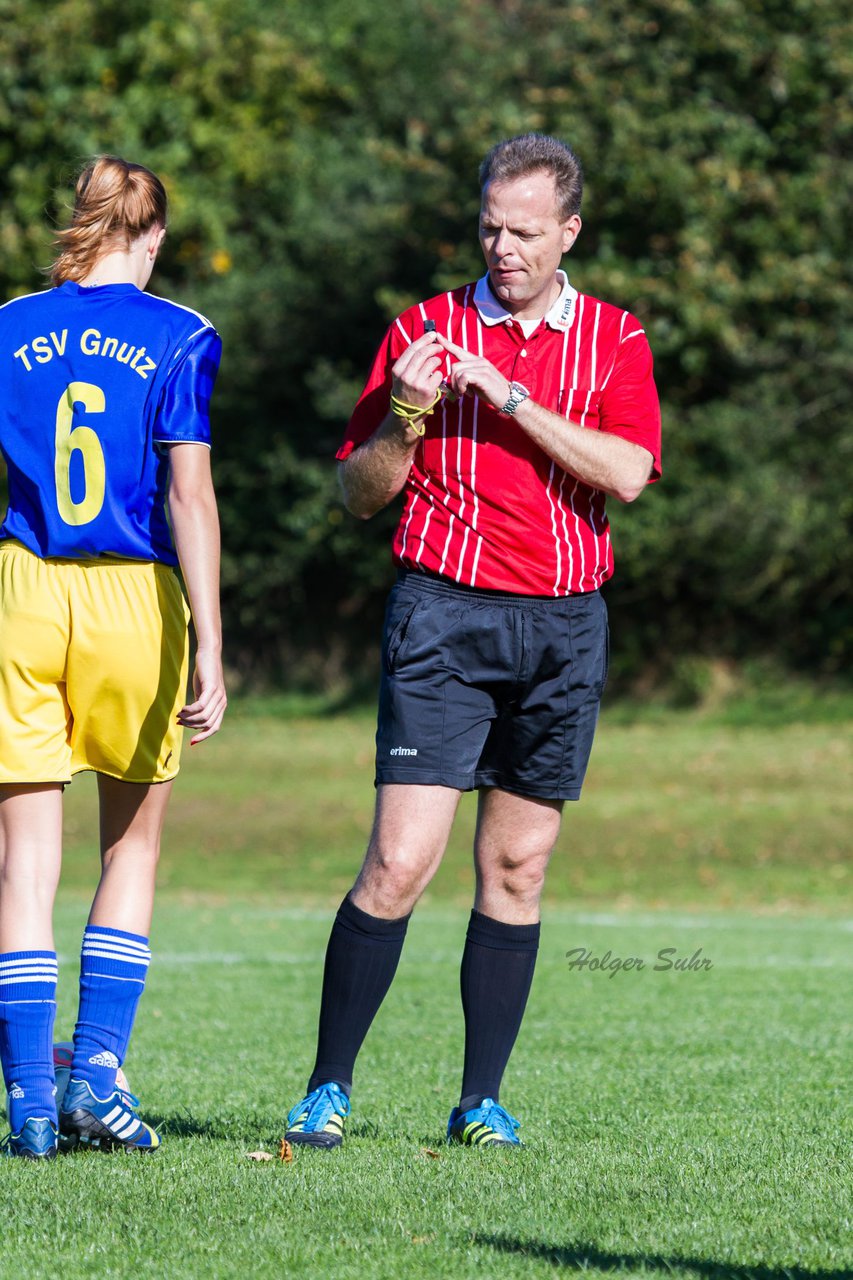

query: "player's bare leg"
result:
(60, 775), (173, 1154)
(89, 775), (173, 936)
(351, 783), (462, 917)
(0, 785), (63, 1154)
(448, 788), (564, 1146)
(473, 787), (563, 924)
(0, 784), (63, 951)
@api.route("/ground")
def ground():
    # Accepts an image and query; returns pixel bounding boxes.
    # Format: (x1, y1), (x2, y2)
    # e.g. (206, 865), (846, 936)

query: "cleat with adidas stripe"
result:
(285, 1081), (350, 1149)
(59, 1077), (160, 1153)
(447, 1098), (522, 1147)
(1, 1116), (59, 1160)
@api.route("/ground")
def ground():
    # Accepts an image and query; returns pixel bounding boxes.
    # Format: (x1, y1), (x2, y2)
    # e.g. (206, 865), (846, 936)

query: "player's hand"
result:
(436, 335), (512, 411)
(391, 331), (444, 410)
(178, 646), (227, 745)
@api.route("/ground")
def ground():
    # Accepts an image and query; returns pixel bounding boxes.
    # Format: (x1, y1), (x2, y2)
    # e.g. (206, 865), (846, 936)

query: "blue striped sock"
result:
(0, 951), (58, 1131)
(71, 927), (150, 1099)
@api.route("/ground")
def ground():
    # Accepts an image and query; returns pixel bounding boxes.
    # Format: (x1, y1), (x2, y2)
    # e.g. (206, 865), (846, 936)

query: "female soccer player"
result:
(0, 156), (226, 1158)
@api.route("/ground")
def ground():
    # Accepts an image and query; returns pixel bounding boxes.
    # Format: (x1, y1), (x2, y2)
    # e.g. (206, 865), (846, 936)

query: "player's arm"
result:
(339, 331), (444, 519)
(436, 335), (654, 504)
(166, 443), (227, 744)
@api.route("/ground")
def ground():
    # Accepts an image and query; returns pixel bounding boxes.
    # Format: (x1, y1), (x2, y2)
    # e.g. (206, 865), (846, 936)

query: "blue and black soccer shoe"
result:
(59, 1078), (160, 1153)
(1, 1116), (59, 1160)
(285, 1081), (350, 1149)
(447, 1097), (522, 1147)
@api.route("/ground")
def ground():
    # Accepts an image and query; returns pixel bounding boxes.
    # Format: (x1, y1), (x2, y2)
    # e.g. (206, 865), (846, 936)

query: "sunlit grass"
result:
(2, 904), (849, 1279)
(58, 702), (853, 912)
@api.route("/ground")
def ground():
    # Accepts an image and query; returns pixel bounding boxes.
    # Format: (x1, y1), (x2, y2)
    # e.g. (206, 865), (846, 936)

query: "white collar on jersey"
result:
(473, 269), (578, 331)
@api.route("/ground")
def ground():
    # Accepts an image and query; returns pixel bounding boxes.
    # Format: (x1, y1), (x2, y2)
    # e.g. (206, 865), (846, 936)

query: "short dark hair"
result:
(479, 133), (584, 220)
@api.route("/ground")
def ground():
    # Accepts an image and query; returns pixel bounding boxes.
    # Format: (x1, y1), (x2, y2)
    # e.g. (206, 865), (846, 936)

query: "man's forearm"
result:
(435, 334), (654, 503)
(338, 413), (422, 518)
(512, 397), (653, 503)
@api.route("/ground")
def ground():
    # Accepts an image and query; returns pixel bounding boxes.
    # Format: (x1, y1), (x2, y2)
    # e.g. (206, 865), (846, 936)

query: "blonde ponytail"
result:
(51, 156), (168, 286)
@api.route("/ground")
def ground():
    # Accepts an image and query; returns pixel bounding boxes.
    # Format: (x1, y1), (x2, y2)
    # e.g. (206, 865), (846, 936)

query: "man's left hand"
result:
(437, 336), (512, 412)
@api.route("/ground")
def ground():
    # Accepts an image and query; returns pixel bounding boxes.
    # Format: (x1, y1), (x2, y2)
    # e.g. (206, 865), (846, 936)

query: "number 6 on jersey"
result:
(54, 381), (106, 526)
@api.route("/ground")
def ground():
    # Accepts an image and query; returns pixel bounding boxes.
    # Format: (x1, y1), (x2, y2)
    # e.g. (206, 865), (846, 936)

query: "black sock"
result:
(458, 909), (540, 1111)
(307, 895), (411, 1094)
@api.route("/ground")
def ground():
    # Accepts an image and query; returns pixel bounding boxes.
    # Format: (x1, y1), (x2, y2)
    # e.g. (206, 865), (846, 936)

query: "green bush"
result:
(1, 0), (850, 685)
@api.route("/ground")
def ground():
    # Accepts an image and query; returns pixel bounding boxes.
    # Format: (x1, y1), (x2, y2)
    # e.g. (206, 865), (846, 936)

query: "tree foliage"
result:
(1, 0), (850, 685)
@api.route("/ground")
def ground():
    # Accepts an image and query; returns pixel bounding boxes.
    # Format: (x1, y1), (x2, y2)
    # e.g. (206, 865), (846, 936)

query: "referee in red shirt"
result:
(285, 133), (662, 1149)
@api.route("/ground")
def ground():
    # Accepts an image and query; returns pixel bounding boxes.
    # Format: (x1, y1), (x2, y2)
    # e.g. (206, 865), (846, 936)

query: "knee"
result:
(356, 844), (433, 915)
(485, 850), (549, 904)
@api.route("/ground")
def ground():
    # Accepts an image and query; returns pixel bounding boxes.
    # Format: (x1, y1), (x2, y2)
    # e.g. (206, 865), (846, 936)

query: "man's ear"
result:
(562, 214), (582, 254)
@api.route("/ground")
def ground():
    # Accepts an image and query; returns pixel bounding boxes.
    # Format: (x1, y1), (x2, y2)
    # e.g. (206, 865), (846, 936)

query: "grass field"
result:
(60, 694), (853, 911)
(2, 702), (851, 1278)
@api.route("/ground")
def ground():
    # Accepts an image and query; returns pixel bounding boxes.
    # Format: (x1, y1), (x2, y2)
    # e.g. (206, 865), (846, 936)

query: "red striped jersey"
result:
(338, 273), (661, 596)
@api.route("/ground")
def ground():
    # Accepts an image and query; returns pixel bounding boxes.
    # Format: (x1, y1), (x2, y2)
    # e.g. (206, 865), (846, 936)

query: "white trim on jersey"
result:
(546, 324), (574, 596)
(0, 288), (52, 313)
(600, 310), (628, 390)
(546, 459), (562, 598)
(155, 295), (215, 330)
(551, 295), (586, 595)
(414, 500), (433, 565)
(439, 514), (456, 577)
(468, 305), (485, 586)
(400, 491), (419, 563)
(153, 437), (212, 449)
(473, 270), (578, 332)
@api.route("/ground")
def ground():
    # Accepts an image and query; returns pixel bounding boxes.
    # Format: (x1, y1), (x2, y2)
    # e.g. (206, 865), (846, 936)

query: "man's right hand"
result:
(391, 331), (444, 410)
(338, 332), (446, 519)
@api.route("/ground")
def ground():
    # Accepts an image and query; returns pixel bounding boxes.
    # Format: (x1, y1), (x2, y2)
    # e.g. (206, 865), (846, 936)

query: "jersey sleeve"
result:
(336, 317), (415, 461)
(598, 322), (662, 481)
(153, 325), (222, 447)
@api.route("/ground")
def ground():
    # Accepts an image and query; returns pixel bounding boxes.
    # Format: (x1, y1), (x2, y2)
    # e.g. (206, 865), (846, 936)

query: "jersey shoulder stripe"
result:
(137, 292), (216, 332)
(0, 288), (52, 316)
(576, 293), (645, 338)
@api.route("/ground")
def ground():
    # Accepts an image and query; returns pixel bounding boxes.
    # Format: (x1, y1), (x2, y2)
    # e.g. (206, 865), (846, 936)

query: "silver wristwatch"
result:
(500, 381), (530, 416)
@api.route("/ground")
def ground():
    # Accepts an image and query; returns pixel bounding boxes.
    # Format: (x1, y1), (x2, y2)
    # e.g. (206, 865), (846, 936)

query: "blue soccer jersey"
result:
(0, 281), (221, 563)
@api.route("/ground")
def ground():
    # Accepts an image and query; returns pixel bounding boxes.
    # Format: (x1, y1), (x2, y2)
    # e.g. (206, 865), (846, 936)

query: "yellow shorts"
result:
(0, 540), (190, 784)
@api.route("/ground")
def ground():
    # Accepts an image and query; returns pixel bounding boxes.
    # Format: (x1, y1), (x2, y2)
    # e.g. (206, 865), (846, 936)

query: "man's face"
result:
(479, 170), (581, 319)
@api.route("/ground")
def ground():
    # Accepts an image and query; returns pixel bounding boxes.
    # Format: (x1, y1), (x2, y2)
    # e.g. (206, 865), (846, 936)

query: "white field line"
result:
(141, 905), (852, 932)
(55, 950), (851, 970)
(53, 910), (850, 971)
(56, 951), (324, 967)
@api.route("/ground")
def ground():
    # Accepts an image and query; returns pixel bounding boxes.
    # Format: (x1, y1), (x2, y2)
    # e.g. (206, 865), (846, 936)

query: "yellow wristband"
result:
(390, 390), (443, 436)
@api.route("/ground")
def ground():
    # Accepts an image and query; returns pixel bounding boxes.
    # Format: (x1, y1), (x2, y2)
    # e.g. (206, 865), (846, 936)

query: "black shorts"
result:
(375, 571), (609, 801)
